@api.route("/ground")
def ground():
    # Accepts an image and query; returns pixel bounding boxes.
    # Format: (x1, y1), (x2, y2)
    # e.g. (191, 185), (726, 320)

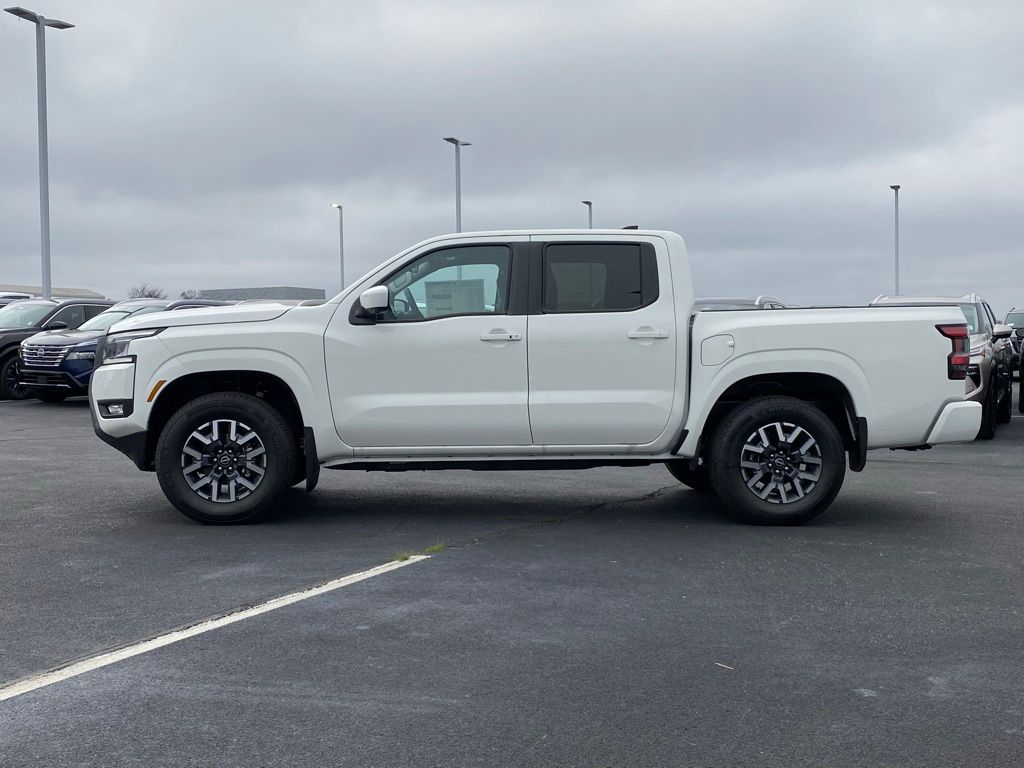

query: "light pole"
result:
(443, 137), (470, 233)
(5, 6), (74, 300)
(331, 203), (345, 291)
(581, 200), (593, 229)
(890, 184), (901, 295)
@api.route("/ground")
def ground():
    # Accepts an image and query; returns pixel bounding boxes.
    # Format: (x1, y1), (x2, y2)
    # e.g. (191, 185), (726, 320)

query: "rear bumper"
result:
(926, 401), (982, 444)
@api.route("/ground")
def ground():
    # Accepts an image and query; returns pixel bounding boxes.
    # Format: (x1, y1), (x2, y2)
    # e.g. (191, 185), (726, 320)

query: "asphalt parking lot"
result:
(1, 394), (1022, 767)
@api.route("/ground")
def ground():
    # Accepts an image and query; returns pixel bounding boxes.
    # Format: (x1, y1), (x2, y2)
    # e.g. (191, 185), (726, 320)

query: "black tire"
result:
(707, 396), (846, 525)
(1019, 368), (1024, 414)
(155, 392), (298, 524)
(977, 382), (997, 439)
(0, 354), (29, 400)
(664, 460), (713, 492)
(996, 374), (1012, 424)
(37, 390), (68, 403)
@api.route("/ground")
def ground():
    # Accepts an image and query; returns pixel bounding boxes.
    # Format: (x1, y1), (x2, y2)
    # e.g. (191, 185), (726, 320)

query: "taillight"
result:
(936, 324), (969, 380)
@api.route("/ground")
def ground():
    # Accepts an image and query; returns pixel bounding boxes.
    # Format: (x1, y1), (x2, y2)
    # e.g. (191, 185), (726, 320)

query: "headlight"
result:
(66, 347), (95, 361)
(98, 328), (163, 364)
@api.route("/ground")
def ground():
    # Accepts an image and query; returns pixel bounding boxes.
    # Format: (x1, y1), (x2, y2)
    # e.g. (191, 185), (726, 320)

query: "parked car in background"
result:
(0, 292), (34, 308)
(0, 298), (113, 399)
(694, 296), (789, 311)
(18, 299), (232, 402)
(872, 294), (1013, 439)
(1004, 308), (1024, 375)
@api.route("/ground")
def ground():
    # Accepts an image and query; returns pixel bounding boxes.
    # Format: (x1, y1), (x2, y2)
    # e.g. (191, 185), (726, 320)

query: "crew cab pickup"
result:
(90, 230), (980, 525)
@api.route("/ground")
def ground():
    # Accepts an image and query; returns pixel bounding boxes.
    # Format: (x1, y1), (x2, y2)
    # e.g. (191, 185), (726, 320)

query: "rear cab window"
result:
(541, 243), (658, 313)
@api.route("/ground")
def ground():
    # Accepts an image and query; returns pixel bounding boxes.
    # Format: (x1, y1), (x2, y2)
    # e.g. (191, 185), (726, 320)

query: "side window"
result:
(542, 243), (658, 313)
(981, 303), (994, 335)
(50, 305), (86, 328)
(85, 304), (109, 319)
(381, 245), (511, 322)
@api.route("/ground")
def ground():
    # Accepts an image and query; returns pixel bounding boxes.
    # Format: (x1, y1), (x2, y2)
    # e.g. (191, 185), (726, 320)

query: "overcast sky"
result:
(2, 0), (1023, 312)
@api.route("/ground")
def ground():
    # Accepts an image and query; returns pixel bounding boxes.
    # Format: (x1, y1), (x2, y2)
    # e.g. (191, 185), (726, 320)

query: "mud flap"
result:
(303, 426), (320, 492)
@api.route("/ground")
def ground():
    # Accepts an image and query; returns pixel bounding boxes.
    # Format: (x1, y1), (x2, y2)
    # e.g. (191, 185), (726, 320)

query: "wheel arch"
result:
(143, 370), (306, 471)
(684, 371), (867, 472)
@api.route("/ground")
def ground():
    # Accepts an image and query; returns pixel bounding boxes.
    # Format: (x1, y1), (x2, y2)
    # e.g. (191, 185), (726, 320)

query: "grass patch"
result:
(423, 543), (446, 555)
(394, 551), (412, 562)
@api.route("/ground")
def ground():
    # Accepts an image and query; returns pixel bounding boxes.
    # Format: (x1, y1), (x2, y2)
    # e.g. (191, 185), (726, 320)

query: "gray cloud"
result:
(1, 0), (1023, 313)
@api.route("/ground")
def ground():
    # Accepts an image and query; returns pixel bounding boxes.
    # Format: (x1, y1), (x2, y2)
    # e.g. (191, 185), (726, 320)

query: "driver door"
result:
(325, 237), (531, 449)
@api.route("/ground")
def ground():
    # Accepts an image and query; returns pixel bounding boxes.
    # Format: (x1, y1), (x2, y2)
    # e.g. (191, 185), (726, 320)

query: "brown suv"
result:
(872, 294), (1013, 439)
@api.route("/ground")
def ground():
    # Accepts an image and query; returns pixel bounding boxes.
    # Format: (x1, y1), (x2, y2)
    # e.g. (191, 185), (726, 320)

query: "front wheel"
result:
(977, 382), (997, 439)
(155, 392), (299, 524)
(996, 374), (1012, 424)
(707, 396), (846, 525)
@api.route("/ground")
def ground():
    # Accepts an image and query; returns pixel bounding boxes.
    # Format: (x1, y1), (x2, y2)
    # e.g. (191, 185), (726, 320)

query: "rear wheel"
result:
(664, 460), (713, 492)
(155, 392), (298, 524)
(707, 396), (846, 525)
(0, 355), (28, 400)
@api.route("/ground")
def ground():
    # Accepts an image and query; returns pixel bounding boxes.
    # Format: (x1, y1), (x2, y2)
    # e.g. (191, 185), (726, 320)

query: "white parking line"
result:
(0, 555), (429, 702)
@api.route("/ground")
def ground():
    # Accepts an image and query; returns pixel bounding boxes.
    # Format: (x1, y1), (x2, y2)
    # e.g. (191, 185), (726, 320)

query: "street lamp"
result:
(4, 6), (74, 300)
(581, 200), (593, 229)
(890, 184), (901, 295)
(331, 203), (345, 292)
(443, 137), (470, 233)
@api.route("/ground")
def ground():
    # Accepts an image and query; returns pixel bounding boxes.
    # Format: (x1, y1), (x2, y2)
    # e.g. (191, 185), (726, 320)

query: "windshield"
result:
(1005, 312), (1024, 328)
(0, 301), (53, 329)
(78, 310), (132, 331)
(958, 304), (980, 335)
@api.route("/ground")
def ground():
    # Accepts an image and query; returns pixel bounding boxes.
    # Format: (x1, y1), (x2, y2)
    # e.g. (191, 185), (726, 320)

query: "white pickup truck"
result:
(90, 230), (980, 525)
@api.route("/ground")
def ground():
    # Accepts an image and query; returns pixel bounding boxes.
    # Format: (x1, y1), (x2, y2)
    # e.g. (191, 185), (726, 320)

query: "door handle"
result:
(480, 331), (522, 342)
(627, 329), (669, 339)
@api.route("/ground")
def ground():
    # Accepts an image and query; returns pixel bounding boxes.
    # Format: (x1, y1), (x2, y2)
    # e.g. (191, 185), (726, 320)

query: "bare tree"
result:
(179, 289), (202, 299)
(126, 282), (167, 299)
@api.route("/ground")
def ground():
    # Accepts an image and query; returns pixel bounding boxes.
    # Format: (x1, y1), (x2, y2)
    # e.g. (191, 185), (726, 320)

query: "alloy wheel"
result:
(180, 419), (267, 503)
(3, 358), (26, 399)
(739, 421), (822, 505)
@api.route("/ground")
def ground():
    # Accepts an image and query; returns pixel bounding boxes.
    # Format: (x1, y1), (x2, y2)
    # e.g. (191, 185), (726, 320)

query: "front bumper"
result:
(90, 401), (149, 470)
(90, 361), (150, 470)
(926, 401), (982, 444)
(19, 365), (90, 393)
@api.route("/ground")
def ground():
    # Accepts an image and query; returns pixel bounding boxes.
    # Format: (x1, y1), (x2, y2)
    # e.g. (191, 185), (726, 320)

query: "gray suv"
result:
(1004, 308), (1024, 376)
(872, 294), (1013, 439)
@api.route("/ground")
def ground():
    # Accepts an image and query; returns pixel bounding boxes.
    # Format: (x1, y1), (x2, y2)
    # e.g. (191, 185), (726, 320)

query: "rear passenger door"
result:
(526, 237), (677, 446)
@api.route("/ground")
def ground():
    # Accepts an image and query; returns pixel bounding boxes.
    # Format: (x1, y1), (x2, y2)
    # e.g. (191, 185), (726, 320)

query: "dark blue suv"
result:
(18, 299), (229, 402)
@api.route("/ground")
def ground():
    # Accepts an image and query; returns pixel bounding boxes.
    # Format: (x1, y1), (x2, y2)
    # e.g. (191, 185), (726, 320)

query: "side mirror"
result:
(992, 323), (1012, 340)
(1015, 328), (1024, 339)
(357, 285), (390, 318)
(44, 320), (68, 330)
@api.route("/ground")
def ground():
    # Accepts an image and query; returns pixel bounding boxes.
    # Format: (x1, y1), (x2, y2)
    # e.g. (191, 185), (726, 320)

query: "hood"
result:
(0, 326), (41, 334)
(21, 329), (102, 347)
(0, 327), (41, 345)
(108, 302), (293, 333)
